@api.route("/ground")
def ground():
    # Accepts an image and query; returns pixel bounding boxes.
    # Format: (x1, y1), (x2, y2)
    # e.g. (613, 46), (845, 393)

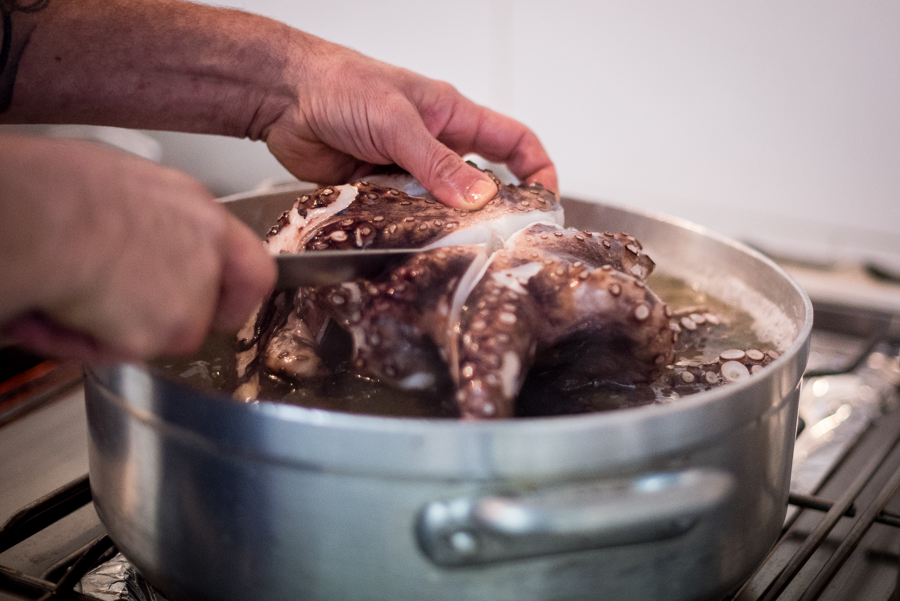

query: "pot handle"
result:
(416, 468), (734, 567)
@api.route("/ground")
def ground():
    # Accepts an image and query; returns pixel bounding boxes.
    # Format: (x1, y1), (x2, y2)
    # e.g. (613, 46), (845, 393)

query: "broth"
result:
(154, 273), (775, 418)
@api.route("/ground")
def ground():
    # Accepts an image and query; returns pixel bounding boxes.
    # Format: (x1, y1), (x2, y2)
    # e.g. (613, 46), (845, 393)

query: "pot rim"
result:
(170, 197), (814, 427)
(86, 195), (812, 479)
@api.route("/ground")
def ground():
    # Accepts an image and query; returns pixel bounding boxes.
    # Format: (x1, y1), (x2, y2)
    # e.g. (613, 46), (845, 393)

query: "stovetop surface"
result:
(0, 386), (103, 601)
(1, 303), (899, 601)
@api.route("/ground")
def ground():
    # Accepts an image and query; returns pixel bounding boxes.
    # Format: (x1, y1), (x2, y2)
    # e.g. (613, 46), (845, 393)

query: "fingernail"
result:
(465, 177), (498, 208)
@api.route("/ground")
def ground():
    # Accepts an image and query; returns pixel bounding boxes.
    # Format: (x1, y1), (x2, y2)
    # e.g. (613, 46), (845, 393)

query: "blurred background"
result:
(10, 1), (900, 283)
(180, 0), (900, 272)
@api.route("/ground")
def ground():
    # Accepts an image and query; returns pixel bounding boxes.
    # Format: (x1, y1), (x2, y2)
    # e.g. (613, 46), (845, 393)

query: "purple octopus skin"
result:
(233, 172), (677, 419)
(454, 224), (674, 419)
(233, 172), (561, 402)
(659, 343), (780, 393)
(307, 245), (488, 393)
(263, 171), (563, 254)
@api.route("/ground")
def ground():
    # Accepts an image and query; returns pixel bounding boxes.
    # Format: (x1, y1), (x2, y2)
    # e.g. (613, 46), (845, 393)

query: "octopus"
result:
(233, 170), (679, 419)
(660, 309), (780, 392)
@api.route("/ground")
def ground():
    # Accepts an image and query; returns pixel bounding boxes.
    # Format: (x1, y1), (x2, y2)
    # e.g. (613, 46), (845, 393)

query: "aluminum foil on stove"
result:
(76, 552), (170, 601)
(791, 336), (900, 496)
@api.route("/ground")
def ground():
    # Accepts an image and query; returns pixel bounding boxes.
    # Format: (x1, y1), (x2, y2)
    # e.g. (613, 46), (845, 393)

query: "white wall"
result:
(156, 1), (900, 268)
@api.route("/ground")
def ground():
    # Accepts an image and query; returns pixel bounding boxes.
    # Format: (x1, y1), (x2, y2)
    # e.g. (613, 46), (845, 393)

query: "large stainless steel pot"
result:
(85, 186), (812, 601)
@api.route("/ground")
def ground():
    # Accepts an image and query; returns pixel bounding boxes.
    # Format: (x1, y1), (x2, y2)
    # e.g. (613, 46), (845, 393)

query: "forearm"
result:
(2, 0), (557, 208)
(0, 0), (301, 139)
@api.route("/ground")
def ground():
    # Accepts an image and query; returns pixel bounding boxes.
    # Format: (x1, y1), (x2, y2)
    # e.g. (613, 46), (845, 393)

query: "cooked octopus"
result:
(233, 171), (677, 419)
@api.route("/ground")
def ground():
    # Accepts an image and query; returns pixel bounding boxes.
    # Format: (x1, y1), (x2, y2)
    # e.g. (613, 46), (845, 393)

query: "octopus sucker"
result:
(233, 170), (678, 419)
(451, 225), (674, 419)
(266, 184), (359, 253)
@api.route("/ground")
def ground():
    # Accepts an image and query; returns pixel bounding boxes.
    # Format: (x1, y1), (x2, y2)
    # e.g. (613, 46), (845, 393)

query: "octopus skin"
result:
(263, 173), (564, 254)
(309, 245), (489, 393)
(233, 173), (676, 419)
(234, 173), (562, 401)
(454, 224), (674, 419)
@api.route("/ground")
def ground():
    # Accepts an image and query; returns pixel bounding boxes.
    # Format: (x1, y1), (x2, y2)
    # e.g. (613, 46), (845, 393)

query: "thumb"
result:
(211, 213), (276, 332)
(391, 120), (497, 210)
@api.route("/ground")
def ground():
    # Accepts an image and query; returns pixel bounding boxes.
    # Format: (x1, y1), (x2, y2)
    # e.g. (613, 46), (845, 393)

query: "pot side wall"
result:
(86, 376), (799, 601)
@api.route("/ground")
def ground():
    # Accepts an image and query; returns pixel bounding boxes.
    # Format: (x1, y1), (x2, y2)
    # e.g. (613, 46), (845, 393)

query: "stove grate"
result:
(753, 439), (900, 600)
(729, 318), (900, 600)
(4, 469), (900, 601)
(0, 307), (898, 600)
(0, 476), (112, 601)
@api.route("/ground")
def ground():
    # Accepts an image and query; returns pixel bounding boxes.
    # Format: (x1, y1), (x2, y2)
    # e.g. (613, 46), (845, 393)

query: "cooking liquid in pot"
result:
(154, 274), (773, 418)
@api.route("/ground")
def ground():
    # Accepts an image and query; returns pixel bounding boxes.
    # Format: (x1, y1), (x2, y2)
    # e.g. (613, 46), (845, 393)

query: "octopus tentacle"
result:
(233, 172), (677, 420)
(454, 224), (674, 419)
(312, 246), (488, 393)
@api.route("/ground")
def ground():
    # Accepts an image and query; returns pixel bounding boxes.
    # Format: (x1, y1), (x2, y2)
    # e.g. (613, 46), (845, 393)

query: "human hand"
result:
(1, 1), (554, 210)
(0, 135), (275, 362)
(263, 37), (558, 210)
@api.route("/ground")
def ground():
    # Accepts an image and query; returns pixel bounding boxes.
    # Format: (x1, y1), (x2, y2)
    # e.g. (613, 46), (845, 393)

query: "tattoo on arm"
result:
(0, 0), (51, 113)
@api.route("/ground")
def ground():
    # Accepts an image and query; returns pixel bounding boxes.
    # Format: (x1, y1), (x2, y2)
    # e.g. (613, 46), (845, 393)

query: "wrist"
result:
(244, 25), (315, 142)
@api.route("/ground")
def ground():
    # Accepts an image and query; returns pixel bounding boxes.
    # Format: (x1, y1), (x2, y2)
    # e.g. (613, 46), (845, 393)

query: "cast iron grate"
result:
(728, 321), (900, 601)
(742, 440), (900, 600)
(0, 319), (898, 600)
(0, 476), (114, 600)
(3, 465), (900, 599)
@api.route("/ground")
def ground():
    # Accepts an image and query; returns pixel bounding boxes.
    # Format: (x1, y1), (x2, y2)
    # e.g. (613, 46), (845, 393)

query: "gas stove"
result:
(1, 295), (899, 601)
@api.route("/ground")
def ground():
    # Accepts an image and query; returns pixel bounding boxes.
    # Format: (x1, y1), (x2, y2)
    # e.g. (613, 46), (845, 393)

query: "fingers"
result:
(377, 82), (557, 208)
(109, 202), (274, 358)
(3, 312), (120, 364)
(267, 50), (557, 207)
(0, 136), (276, 363)
(428, 97), (559, 194)
(211, 213), (276, 333)
(382, 111), (498, 209)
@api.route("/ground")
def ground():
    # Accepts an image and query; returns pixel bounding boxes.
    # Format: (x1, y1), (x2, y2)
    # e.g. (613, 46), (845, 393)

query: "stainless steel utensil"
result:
(217, 183), (417, 287)
(274, 248), (416, 288)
